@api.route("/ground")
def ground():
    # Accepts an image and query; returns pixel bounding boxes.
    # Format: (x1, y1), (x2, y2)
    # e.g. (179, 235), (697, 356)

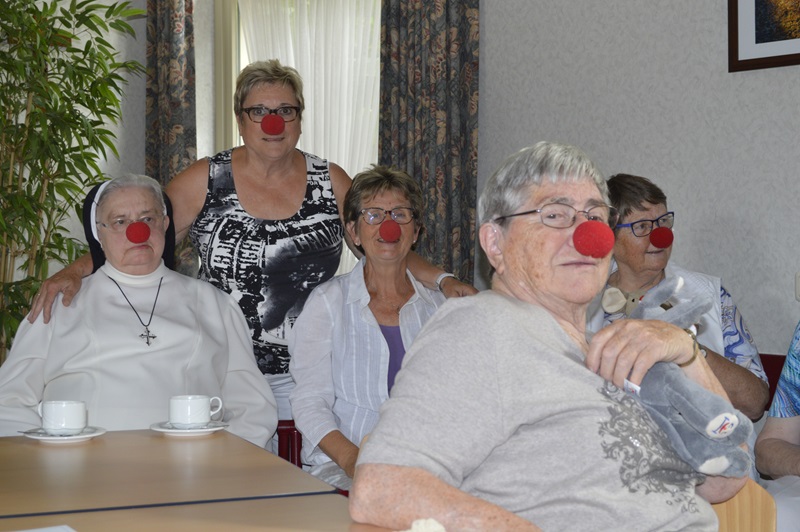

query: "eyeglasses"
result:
(494, 203), (619, 229)
(241, 106), (301, 123)
(360, 207), (416, 225)
(616, 211), (674, 237)
(96, 215), (163, 233)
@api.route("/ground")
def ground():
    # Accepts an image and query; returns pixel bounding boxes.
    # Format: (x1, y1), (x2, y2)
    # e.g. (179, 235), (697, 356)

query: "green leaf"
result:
(0, 0), (144, 359)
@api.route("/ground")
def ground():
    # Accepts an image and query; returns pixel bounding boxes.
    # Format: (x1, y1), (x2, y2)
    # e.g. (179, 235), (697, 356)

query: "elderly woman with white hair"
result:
(350, 142), (747, 531)
(0, 175), (277, 447)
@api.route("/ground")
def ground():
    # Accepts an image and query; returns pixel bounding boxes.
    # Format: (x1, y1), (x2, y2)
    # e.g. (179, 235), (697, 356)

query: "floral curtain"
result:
(145, 0), (196, 186)
(379, 0), (479, 283)
(146, 0), (198, 276)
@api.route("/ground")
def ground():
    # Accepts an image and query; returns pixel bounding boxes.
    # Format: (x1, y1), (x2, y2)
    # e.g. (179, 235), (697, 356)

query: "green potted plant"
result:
(0, 0), (145, 362)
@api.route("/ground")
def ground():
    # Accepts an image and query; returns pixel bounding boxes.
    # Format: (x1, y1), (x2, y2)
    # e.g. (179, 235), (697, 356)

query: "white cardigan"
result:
(288, 258), (445, 466)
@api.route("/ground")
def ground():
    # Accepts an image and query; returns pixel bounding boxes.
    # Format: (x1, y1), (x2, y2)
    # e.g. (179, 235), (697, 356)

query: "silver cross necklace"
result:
(106, 275), (164, 346)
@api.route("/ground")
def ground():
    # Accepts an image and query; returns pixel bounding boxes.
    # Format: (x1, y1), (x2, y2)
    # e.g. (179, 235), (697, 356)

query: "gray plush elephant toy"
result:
(624, 276), (753, 477)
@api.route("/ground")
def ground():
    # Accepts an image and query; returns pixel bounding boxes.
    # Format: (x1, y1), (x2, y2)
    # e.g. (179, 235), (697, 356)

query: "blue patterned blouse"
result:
(768, 321), (800, 417)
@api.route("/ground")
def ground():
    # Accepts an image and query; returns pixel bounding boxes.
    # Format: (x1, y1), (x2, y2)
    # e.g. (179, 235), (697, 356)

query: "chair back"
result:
(276, 419), (302, 468)
(712, 478), (776, 532)
(760, 353), (786, 409)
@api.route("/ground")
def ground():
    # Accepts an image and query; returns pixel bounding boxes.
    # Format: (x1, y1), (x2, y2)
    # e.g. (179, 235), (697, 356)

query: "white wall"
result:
(478, 0), (800, 355)
(194, 0), (216, 159)
(102, 0), (147, 178)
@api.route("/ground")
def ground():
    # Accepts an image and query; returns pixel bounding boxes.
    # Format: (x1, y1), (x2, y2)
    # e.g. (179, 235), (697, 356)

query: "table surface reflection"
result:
(0, 429), (335, 518)
(0, 494), (391, 532)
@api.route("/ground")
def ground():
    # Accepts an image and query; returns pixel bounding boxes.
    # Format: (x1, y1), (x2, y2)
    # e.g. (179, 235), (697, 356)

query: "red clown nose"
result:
(573, 221), (615, 258)
(649, 226), (674, 249)
(126, 221), (151, 244)
(379, 219), (402, 242)
(261, 114), (285, 135)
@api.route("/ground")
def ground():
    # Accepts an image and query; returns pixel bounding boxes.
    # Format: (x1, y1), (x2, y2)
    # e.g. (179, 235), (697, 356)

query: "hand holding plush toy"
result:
(573, 221), (752, 477)
(627, 277), (753, 477)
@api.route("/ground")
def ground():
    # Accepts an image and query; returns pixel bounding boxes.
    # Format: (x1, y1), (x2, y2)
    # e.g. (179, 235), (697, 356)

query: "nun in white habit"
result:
(0, 174), (277, 447)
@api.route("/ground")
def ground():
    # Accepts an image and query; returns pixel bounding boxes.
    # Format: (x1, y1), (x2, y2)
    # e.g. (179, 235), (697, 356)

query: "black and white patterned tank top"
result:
(189, 149), (343, 375)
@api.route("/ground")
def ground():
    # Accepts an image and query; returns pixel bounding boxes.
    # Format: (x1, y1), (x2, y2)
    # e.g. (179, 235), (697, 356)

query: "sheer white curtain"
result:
(237, 0), (380, 274)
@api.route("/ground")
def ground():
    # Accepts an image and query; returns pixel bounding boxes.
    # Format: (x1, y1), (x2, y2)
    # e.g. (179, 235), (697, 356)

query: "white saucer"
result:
(150, 421), (228, 437)
(21, 426), (107, 444)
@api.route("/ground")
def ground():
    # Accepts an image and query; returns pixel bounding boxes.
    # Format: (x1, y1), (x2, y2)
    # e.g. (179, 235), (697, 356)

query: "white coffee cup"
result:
(38, 400), (87, 436)
(169, 395), (222, 429)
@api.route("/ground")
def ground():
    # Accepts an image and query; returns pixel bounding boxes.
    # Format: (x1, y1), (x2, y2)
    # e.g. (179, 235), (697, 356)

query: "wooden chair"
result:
(712, 478), (776, 532)
(276, 419), (302, 468)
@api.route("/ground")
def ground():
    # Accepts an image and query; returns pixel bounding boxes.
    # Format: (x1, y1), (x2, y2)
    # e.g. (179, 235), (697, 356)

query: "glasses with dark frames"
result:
(360, 207), (416, 225)
(241, 105), (301, 123)
(616, 211), (674, 237)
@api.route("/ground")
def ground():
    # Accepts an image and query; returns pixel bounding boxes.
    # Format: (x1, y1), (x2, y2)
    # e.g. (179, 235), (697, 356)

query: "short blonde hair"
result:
(234, 60), (304, 119)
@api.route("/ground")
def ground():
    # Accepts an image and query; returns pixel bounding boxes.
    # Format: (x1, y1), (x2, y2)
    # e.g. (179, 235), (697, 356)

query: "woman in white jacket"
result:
(289, 166), (445, 490)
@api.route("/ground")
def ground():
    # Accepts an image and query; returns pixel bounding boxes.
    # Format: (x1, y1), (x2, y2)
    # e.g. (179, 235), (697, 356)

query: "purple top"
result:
(380, 324), (405, 392)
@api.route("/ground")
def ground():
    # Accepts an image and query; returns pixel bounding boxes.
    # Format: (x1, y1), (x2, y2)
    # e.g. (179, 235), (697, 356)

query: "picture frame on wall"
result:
(728, 0), (800, 72)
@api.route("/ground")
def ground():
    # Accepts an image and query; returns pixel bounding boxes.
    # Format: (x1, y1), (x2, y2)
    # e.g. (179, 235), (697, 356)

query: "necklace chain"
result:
(106, 275), (164, 346)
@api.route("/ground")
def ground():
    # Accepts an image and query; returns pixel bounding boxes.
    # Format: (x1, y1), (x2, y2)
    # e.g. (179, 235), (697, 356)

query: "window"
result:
(214, 0), (381, 274)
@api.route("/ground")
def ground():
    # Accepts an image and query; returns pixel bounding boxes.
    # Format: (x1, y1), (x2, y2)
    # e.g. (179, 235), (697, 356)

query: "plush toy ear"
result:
(629, 276), (712, 329)
(629, 277), (682, 320)
(660, 296), (712, 331)
(644, 276), (682, 309)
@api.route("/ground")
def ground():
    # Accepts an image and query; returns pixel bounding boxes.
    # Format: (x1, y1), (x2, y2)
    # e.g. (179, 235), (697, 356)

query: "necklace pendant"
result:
(140, 327), (157, 346)
(107, 274), (163, 348)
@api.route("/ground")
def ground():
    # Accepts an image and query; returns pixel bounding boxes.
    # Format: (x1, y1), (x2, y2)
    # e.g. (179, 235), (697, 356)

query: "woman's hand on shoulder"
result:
(27, 255), (92, 324)
(586, 319), (695, 388)
(439, 276), (478, 298)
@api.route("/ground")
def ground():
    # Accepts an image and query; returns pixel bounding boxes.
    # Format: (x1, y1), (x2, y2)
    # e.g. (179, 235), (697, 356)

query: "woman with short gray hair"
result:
(289, 165), (445, 491)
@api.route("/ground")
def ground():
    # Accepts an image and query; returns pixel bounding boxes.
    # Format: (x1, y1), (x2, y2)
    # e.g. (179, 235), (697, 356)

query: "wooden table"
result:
(0, 494), (390, 532)
(0, 429), (335, 519)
